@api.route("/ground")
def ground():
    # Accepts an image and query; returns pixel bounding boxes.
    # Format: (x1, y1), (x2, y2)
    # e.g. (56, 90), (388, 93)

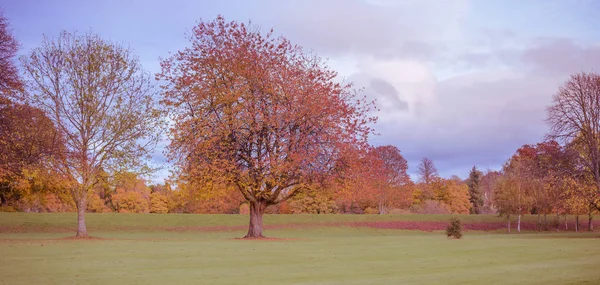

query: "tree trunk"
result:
(537, 213), (541, 231)
(575, 215), (579, 232)
(507, 215), (511, 234)
(0, 190), (7, 207)
(517, 214), (521, 233)
(589, 213), (593, 232)
(544, 213), (547, 231)
(76, 195), (88, 237)
(245, 200), (267, 238)
(556, 212), (560, 232)
(564, 214), (568, 231)
(378, 201), (386, 215)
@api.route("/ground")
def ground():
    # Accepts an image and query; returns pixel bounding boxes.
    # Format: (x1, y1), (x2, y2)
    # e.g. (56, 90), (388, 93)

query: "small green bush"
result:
(446, 217), (463, 239)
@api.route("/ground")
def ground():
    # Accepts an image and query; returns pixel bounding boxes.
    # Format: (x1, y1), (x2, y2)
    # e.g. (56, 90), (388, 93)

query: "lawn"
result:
(0, 213), (598, 285)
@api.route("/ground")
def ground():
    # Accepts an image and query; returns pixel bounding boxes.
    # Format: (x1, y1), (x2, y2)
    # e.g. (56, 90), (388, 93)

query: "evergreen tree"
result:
(467, 166), (484, 214)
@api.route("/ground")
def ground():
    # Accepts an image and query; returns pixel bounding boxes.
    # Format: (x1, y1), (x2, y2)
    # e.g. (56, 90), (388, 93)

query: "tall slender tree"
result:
(21, 31), (163, 237)
(467, 165), (483, 214)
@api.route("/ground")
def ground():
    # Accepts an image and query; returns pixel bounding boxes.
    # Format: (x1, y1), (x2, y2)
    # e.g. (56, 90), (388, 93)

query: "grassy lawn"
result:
(0, 213), (598, 285)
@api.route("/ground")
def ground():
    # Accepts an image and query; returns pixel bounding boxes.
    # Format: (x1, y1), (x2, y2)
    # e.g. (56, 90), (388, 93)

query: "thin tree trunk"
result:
(575, 215), (579, 232)
(76, 194), (88, 237)
(0, 190), (7, 207)
(517, 214), (521, 233)
(544, 213), (547, 231)
(556, 212), (560, 232)
(378, 201), (386, 215)
(507, 215), (511, 234)
(564, 214), (568, 231)
(245, 200), (267, 238)
(589, 213), (593, 232)
(537, 213), (541, 231)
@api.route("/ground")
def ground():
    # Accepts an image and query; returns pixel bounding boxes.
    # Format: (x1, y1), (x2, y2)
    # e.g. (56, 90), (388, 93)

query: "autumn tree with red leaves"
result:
(158, 16), (376, 238)
(370, 145), (411, 213)
(0, 11), (22, 96)
(0, 100), (64, 207)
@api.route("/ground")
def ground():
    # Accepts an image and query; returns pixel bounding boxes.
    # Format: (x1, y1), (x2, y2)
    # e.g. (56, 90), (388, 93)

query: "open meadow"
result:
(0, 213), (598, 285)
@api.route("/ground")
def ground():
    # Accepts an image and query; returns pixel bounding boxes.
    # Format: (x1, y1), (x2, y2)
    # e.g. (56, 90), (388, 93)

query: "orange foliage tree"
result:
(110, 172), (151, 213)
(326, 145), (412, 214)
(0, 11), (22, 96)
(370, 145), (411, 213)
(326, 148), (373, 213)
(158, 16), (376, 237)
(504, 141), (573, 230)
(0, 99), (64, 208)
(494, 150), (539, 233)
(430, 178), (470, 214)
(168, 174), (244, 214)
(149, 192), (169, 214)
(13, 165), (74, 212)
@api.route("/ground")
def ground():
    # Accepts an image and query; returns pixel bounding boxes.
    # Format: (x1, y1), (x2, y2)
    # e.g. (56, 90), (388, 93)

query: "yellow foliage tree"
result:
(87, 192), (111, 213)
(149, 192), (169, 214)
(429, 178), (470, 214)
(112, 188), (149, 213)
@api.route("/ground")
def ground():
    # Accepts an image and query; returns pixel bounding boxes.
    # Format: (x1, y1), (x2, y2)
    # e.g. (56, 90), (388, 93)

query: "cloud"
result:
(7, 0), (598, 182)
(522, 39), (600, 75)
(366, 45), (583, 177)
(369, 78), (409, 111)
(227, 0), (599, 179)
(246, 0), (469, 60)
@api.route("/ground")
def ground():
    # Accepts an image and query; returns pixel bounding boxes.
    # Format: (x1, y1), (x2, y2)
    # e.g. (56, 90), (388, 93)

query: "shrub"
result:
(239, 203), (250, 215)
(289, 190), (337, 214)
(388, 208), (412, 214)
(412, 200), (452, 214)
(0, 206), (16, 212)
(278, 201), (292, 214)
(112, 189), (149, 213)
(446, 217), (463, 239)
(363, 207), (379, 214)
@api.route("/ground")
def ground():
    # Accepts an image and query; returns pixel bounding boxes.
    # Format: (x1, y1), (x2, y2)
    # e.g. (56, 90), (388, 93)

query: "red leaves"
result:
(157, 16), (377, 206)
(0, 100), (63, 182)
(0, 11), (22, 96)
(327, 145), (412, 213)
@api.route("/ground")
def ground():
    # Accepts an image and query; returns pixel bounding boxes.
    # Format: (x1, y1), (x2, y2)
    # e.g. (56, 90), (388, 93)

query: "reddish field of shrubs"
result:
(352, 220), (598, 232)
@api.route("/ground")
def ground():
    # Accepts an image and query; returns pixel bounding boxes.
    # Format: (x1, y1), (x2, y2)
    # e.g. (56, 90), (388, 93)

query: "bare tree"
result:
(0, 10), (22, 96)
(20, 31), (163, 237)
(546, 72), (600, 211)
(417, 157), (438, 184)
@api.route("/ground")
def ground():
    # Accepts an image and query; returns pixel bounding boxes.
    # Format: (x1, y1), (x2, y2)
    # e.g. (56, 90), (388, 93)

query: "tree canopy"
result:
(157, 16), (376, 237)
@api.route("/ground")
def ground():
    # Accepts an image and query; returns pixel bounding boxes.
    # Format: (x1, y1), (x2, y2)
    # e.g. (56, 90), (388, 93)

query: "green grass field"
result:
(0, 213), (598, 285)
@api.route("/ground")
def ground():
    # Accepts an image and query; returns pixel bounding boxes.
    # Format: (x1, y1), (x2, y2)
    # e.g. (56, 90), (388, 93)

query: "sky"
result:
(3, 0), (600, 182)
